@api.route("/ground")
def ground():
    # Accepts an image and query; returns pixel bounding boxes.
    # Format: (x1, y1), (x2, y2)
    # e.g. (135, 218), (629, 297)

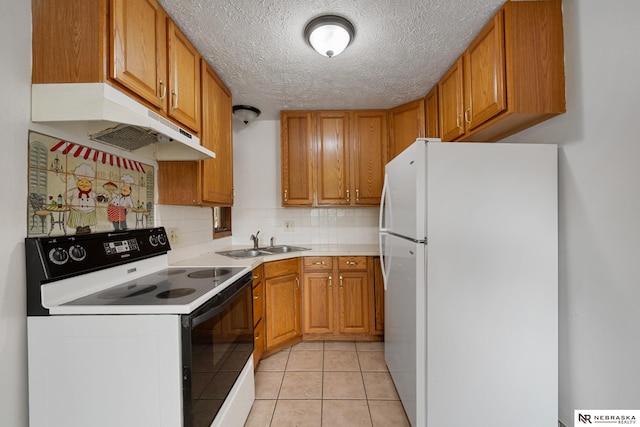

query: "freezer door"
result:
(383, 139), (428, 240)
(383, 234), (426, 427)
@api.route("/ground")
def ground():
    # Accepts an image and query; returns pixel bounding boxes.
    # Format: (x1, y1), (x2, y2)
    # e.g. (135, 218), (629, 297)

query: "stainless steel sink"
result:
(216, 245), (310, 259)
(216, 249), (270, 259)
(262, 245), (310, 254)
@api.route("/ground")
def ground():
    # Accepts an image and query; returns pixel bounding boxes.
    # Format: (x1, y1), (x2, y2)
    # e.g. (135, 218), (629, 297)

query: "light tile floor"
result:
(244, 341), (410, 427)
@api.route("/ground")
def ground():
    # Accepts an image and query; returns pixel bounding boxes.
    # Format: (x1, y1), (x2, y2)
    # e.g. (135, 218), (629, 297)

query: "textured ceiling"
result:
(158, 0), (506, 121)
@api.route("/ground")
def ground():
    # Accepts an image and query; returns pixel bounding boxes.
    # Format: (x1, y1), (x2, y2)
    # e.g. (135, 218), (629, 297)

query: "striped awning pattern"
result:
(50, 140), (146, 173)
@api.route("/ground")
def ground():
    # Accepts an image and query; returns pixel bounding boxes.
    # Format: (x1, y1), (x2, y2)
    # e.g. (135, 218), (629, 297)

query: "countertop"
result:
(172, 244), (380, 269)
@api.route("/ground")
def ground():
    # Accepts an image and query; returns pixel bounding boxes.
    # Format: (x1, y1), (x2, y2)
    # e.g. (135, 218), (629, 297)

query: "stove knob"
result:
(49, 247), (69, 265)
(158, 234), (168, 245)
(149, 235), (159, 246)
(69, 245), (87, 262)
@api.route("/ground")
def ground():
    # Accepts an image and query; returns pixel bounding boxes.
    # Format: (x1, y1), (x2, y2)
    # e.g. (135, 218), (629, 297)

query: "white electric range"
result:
(26, 227), (255, 427)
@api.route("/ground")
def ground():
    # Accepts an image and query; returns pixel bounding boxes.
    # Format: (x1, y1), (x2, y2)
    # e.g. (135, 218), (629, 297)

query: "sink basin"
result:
(262, 245), (310, 254)
(216, 249), (270, 259)
(216, 245), (310, 259)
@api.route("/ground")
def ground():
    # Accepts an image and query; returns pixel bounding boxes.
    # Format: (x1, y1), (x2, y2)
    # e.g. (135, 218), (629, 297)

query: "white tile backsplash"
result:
(231, 207), (379, 247)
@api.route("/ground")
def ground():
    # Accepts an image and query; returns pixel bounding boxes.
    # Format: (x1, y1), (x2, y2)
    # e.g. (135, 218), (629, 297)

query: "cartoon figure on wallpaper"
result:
(65, 164), (97, 235)
(107, 174), (135, 230)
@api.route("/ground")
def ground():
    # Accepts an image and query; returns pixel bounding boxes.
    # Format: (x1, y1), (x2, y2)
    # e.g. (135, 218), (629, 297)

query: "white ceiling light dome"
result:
(232, 105), (261, 125)
(304, 15), (355, 58)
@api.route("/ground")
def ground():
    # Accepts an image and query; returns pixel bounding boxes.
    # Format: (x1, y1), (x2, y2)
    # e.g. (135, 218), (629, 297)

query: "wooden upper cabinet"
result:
(316, 112), (350, 205)
(167, 20), (201, 133)
(424, 86), (439, 138)
(32, 0), (205, 136)
(201, 60), (233, 205)
(464, 10), (506, 131)
(350, 111), (388, 206)
(281, 110), (388, 207)
(437, 0), (565, 142)
(438, 57), (465, 142)
(388, 99), (425, 160)
(111, 0), (167, 110)
(157, 60), (232, 207)
(281, 111), (315, 206)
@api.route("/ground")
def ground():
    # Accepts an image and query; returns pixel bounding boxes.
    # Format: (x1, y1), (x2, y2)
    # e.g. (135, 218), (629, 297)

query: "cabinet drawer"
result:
(338, 256), (367, 271)
(253, 281), (264, 326)
(252, 265), (264, 287)
(253, 318), (265, 369)
(303, 256), (333, 271)
(264, 258), (298, 278)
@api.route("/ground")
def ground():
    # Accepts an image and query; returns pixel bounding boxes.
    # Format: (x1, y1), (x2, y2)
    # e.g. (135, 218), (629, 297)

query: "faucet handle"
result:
(270, 236), (275, 247)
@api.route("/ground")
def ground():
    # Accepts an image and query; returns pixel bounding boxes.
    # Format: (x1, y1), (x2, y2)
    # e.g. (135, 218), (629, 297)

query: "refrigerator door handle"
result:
(379, 173), (388, 233)
(379, 173), (389, 291)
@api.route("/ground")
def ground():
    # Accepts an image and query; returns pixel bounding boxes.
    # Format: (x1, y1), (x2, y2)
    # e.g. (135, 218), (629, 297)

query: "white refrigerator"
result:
(379, 139), (558, 427)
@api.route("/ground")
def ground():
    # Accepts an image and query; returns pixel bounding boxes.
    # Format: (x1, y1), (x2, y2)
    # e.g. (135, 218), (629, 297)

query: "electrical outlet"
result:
(284, 220), (295, 232)
(168, 227), (179, 244)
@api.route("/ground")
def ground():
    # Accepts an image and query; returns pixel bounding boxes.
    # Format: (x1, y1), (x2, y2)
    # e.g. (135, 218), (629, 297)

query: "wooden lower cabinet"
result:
(372, 257), (384, 335)
(264, 259), (301, 350)
(302, 256), (377, 338)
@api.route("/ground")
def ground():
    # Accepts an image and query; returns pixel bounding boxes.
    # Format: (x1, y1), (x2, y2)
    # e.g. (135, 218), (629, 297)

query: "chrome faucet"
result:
(250, 231), (260, 249)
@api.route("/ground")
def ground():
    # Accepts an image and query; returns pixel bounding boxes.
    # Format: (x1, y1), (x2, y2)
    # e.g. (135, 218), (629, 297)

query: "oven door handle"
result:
(190, 273), (252, 327)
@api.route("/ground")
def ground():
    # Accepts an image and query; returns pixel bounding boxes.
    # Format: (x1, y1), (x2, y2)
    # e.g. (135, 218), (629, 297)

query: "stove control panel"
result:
(26, 227), (170, 281)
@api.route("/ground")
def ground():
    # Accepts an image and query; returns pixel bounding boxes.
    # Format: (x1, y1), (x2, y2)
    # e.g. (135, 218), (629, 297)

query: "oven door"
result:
(181, 272), (254, 427)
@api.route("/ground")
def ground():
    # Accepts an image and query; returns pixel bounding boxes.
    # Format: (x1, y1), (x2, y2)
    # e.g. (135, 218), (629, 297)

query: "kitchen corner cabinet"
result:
(252, 265), (265, 368)
(302, 256), (371, 337)
(264, 259), (301, 350)
(388, 99), (425, 160)
(281, 110), (388, 207)
(281, 111), (315, 206)
(32, 0), (201, 134)
(424, 86), (440, 139)
(438, 0), (565, 142)
(158, 61), (233, 206)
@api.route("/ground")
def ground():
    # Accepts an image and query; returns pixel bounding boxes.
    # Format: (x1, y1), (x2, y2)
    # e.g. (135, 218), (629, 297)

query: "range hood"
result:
(31, 83), (215, 161)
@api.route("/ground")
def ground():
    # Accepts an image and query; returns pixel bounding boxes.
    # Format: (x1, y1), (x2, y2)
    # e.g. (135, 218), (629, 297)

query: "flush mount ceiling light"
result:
(232, 105), (261, 125)
(304, 15), (355, 58)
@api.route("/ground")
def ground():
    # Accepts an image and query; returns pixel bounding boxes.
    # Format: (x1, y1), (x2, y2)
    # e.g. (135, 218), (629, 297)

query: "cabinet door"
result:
(316, 112), (350, 205)
(388, 99), (425, 160)
(281, 112), (314, 206)
(265, 273), (301, 348)
(464, 11), (506, 131)
(438, 57), (465, 141)
(201, 60), (233, 205)
(111, 0), (167, 110)
(350, 111), (388, 206)
(338, 272), (369, 334)
(303, 273), (334, 334)
(167, 20), (201, 132)
(425, 87), (439, 138)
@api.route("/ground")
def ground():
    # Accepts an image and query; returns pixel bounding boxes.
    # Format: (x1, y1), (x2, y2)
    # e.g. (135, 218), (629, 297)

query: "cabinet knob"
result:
(254, 293), (260, 300)
(253, 274), (260, 280)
